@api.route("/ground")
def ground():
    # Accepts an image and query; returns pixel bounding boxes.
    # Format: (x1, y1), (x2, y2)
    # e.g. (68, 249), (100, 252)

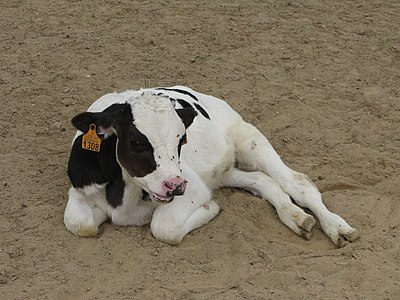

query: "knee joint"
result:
(151, 219), (184, 245)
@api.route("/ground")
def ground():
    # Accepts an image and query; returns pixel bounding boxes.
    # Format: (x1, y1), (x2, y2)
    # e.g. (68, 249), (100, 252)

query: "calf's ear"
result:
(176, 107), (197, 129)
(71, 103), (131, 135)
(71, 111), (114, 134)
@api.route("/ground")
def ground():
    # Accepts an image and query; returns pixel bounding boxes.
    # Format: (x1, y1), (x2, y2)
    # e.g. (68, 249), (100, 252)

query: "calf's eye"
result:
(130, 140), (146, 151)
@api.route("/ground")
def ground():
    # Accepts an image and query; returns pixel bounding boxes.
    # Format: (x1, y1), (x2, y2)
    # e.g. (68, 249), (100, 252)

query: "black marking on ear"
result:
(71, 103), (130, 134)
(156, 87), (199, 101)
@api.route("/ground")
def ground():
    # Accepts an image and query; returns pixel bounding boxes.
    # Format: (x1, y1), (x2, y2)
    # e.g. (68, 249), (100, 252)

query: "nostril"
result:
(169, 184), (185, 196)
(163, 181), (174, 190)
(176, 181), (187, 194)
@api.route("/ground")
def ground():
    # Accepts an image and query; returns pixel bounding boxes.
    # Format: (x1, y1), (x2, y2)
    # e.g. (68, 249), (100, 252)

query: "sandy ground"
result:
(1, 0), (399, 299)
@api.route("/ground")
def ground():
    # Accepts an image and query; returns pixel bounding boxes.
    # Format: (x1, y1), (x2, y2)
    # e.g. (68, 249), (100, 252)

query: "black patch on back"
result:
(156, 87), (199, 101)
(176, 98), (193, 109)
(193, 102), (210, 120)
(176, 98), (210, 120)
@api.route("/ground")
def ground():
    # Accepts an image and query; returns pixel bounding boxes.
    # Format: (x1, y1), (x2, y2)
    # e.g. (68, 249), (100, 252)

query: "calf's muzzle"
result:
(162, 177), (187, 196)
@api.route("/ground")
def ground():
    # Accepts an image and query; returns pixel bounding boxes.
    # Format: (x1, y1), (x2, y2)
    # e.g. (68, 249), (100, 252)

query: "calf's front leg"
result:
(64, 187), (108, 237)
(151, 170), (219, 245)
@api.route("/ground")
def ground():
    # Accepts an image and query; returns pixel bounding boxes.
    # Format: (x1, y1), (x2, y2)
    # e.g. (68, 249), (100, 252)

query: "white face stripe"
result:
(131, 95), (186, 151)
(128, 93), (187, 195)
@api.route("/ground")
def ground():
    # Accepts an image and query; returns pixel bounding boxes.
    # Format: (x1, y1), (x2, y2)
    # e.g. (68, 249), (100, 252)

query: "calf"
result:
(65, 86), (360, 247)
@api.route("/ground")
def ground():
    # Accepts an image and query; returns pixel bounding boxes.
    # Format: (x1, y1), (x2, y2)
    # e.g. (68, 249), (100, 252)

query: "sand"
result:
(1, 0), (399, 299)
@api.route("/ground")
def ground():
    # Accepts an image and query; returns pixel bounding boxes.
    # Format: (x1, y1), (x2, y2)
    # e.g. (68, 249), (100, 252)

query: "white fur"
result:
(64, 86), (360, 247)
(129, 95), (186, 196)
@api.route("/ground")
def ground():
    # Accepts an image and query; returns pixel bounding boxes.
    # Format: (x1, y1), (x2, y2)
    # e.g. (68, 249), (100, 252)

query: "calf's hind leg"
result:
(222, 168), (316, 240)
(232, 122), (360, 247)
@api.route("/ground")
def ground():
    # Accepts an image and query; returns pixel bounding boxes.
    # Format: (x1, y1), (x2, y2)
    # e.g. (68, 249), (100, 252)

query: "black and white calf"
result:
(65, 86), (360, 247)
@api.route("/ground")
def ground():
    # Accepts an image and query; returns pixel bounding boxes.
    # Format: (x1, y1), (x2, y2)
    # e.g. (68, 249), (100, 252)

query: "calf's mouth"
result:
(150, 192), (175, 204)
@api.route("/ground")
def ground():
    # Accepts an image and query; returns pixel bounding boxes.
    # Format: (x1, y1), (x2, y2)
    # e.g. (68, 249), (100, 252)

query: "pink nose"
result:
(162, 177), (187, 196)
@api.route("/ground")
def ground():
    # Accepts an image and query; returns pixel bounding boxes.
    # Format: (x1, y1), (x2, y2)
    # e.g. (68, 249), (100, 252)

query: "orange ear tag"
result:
(82, 124), (102, 152)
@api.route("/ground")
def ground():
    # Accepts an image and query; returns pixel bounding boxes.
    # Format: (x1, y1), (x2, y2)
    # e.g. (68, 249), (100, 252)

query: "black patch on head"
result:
(156, 87), (199, 101)
(71, 102), (157, 179)
(117, 124), (157, 178)
(68, 102), (158, 207)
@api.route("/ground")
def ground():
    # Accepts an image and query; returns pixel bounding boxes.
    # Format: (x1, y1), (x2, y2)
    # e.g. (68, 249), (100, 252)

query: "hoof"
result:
(301, 215), (316, 233)
(300, 229), (314, 241)
(299, 215), (316, 240)
(337, 229), (360, 248)
(67, 226), (99, 237)
(76, 226), (98, 237)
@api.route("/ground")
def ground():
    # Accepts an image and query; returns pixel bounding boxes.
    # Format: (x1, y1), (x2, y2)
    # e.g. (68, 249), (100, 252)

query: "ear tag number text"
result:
(82, 124), (101, 152)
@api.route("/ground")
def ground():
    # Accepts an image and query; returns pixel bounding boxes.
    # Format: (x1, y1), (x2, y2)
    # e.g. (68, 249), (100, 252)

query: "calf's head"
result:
(72, 93), (196, 203)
